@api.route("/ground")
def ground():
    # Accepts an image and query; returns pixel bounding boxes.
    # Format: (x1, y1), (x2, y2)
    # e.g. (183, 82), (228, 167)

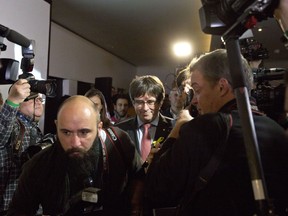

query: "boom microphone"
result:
(0, 24), (30, 48)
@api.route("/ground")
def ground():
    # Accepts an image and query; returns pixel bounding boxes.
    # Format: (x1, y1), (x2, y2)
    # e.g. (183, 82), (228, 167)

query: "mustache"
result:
(65, 147), (86, 157)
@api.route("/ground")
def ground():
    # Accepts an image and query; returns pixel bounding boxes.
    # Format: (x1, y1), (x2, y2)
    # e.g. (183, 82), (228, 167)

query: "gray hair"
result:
(189, 49), (254, 93)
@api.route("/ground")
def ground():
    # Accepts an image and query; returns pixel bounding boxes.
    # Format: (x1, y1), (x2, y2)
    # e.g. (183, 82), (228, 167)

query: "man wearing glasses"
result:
(0, 79), (45, 215)
(116, 75), (173, 164)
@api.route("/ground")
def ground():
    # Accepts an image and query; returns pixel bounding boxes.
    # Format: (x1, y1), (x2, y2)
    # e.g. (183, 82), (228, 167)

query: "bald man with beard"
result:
(8, 95), (144, 216)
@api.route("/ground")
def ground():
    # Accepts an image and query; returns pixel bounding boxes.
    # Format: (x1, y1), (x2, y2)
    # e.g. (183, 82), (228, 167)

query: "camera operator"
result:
(0, 79), (44, 214)
(7, 95), (144, 216)
(145, 49), (288, 215)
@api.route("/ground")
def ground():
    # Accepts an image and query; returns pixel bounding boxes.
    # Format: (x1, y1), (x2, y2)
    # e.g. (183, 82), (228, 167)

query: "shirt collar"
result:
(17, 111), (36, 125)
(137, 114), (159, 128)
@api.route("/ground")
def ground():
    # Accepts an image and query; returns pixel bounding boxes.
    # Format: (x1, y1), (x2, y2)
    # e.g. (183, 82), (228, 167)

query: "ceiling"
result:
(51, 0), (288, 69)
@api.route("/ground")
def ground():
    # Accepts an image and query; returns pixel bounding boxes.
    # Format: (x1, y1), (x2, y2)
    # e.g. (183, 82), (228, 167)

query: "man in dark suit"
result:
(116, 75), (172, 164)
(145, 49), (288, 215)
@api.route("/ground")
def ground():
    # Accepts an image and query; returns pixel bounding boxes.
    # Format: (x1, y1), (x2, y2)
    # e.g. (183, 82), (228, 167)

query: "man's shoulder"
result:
(22, 144), (59, 171)
(114, 116), (135, 128)
(159, 113), (173, 126)
(183, 112), (231, 131)
(161, 107), (172, 118)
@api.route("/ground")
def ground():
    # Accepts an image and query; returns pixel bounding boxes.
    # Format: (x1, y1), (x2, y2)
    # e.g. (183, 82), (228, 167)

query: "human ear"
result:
(98, 121), (103, 129)
(218, 78), (230, 96)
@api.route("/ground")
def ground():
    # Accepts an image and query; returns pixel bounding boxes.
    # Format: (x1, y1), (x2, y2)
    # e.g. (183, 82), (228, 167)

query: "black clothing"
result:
(115, 114), (173, 154)
(146, 100), (288, 215)
(8, 127), (143, 216)
(160, 107), (173, 119)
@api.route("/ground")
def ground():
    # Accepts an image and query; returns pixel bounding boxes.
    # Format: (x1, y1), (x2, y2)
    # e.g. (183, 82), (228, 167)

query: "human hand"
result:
(168, 109), (193, 139)
(274, 0), (288, 32)
(7, 79), (31, 104)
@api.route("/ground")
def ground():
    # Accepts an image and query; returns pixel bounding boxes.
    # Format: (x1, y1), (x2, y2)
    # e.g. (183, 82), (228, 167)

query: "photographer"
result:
(7, 96), (144, 216)
(0, 79), (44, 214)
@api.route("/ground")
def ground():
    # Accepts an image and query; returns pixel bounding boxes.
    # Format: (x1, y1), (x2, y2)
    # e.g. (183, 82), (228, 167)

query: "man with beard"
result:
(7, 95), (144, 216)
(111, 93), (131, 124)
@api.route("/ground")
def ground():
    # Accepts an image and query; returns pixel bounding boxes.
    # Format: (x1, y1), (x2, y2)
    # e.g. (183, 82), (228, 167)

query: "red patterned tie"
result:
(141, 123), (151, 162)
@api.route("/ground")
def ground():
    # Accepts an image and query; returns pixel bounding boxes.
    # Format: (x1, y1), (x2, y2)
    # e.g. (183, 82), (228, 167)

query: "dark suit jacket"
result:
(146, 100), (288, 216)
(115, 114), (173, 155)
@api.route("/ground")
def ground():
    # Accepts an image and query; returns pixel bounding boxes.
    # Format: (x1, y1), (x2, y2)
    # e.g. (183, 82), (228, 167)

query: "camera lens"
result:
(29, 79), (57, 97)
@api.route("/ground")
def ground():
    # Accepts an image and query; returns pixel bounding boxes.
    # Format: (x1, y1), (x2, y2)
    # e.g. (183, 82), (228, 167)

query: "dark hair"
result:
(112, 93), (131, 106)
(84, 88), (112, 128)
(176, 68), (191, 88)
(129, 75), (165, 103)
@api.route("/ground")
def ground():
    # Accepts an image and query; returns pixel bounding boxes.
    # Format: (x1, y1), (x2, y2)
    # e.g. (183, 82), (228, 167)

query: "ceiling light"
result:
(173, 42), (192, 57)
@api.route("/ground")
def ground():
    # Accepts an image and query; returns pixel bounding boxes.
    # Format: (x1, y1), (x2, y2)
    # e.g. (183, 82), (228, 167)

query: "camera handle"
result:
(223, 36), (277, 216)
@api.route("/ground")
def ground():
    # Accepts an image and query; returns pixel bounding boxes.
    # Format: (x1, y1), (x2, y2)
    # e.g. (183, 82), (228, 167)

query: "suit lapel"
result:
(154, 114), (172, 145)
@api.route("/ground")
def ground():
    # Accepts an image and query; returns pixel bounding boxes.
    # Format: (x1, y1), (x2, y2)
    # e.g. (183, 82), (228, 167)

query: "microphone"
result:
(0, 24), (30, 48)
(260, 68), (286, 73)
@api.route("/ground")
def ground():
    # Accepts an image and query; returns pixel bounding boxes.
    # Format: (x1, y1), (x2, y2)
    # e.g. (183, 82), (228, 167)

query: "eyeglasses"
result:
(34, 97), (45, 104)
(133, 99), (157, 108)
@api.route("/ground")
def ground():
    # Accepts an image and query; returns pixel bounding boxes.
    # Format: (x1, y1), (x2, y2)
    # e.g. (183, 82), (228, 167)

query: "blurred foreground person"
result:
(145, 49), (288, 216)
(8, 96), (144, 216)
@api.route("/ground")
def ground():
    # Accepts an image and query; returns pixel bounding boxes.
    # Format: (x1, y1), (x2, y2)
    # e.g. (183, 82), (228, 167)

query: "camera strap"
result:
(13, 118), (25, 154)
(2, 118), (26, 199)
(104, 127), (129, 169)
(178, 113), (233, 214)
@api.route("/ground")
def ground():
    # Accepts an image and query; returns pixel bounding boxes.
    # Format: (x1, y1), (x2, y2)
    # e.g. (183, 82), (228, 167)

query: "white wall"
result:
(49, 22), (137, 94)
(137, 65), (178, 94)
(0, 0), (50, 87)
(0, 0), (50, 131)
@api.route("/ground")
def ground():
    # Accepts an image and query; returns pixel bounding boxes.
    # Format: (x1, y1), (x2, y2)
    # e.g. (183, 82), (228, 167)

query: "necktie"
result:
(141, 123), (151, 162)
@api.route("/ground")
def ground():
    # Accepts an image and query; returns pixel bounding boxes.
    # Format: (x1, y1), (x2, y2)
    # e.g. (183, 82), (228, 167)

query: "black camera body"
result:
(20, 133), (56, 166)
(252, 68), (287, 128)
(199, 0), (278, 36)
(18, 72), (57, 99)
(240, 38), (269, 61)
(0, 37), (57, 98)
(18, 40), (57, 99)
(65, 183), (103, 215)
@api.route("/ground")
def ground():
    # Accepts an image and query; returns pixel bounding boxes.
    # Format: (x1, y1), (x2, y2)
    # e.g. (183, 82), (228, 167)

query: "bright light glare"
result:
(173, 42), (192, 57)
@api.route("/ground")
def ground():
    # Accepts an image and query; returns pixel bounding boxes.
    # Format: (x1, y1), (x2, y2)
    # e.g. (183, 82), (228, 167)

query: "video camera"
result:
(0, 24), (57, 99)
(251, 68), (287, 128)
(199, 0), (279, 36)
(240, 38), (269, 61)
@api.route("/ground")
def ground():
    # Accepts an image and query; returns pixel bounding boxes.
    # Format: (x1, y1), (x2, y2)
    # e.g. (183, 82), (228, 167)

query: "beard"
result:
(65, 142), (99, 194)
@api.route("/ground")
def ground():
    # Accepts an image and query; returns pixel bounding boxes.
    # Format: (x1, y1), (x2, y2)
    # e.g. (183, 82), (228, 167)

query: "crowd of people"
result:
(1, 1), (288, 215)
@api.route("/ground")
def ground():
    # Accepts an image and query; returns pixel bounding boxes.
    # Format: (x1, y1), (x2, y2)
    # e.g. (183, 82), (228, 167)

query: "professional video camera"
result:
(251, 68), (287, 128)
(0, 24), (57, 99)
(240, 38), (269, 61)
(199, 0), (279, 36)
